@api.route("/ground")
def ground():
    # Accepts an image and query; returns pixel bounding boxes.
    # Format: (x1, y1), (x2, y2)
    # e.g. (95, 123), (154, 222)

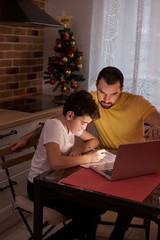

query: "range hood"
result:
(0, 0), (63, 28)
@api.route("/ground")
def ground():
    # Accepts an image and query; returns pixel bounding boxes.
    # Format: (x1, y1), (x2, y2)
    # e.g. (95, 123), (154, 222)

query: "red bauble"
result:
(60, 53), (65, 57)
(71, 80), (77, 89)
(79, 51), (83, 56)
(52, 56), (56, 61)
(63, 35), (69, 41)
(56, 39), (61, 44)
(50, 79), (55, 84)
(71, 84), (77, 89)
(71, 47), (76, 52)
(60, 75), (66, 84)
(48, 67), (54, 74)
(74, 61), (80, 65)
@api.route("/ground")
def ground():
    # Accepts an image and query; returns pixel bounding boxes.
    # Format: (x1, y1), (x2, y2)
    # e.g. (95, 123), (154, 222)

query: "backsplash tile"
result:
(0, 0), (45, 102)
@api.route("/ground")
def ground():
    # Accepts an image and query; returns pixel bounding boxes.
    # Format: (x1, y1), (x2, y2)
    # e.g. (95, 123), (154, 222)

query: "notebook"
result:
(90, 140), (160, 181)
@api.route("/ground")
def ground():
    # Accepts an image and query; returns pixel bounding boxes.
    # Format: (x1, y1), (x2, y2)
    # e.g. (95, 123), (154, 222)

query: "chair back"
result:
(0, 139), (38, 199)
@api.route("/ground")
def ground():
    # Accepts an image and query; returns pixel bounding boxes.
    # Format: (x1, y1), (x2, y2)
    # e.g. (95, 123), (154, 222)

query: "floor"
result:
(0, 211), (158, 240)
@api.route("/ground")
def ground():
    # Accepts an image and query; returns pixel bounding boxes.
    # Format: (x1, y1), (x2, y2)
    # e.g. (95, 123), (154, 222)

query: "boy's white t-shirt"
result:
(28, 118), (83, 183)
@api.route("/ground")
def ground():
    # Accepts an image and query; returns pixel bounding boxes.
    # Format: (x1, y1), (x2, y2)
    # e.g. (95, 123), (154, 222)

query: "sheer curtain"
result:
(88, 0), (160, 110)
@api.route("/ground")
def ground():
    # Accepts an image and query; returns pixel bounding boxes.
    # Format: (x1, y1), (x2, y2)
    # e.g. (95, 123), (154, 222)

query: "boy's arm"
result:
(69, 130), (99, 157)
(9, 125), (43, 151)
(46, 141), (105, 170)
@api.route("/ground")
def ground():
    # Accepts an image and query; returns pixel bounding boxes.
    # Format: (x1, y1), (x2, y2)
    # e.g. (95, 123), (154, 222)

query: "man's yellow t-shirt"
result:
(90, 91), (156, 154)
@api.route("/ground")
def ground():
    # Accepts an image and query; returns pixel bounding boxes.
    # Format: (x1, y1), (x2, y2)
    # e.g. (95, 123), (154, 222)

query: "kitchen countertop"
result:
(0, 107), (63, 130)
(0, 94), (63, 130)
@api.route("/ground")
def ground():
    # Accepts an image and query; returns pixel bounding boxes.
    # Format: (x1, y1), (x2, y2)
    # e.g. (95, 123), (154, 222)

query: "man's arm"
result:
(144, 111), (160, 140)
(9, 125), (43, 151)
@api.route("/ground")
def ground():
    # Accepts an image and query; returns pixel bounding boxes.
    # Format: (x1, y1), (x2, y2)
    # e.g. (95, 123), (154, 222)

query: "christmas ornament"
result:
(56, 10), (72, 28)
(60, 75), (66, 84)
(74, 61), (80, 65)
(50, 78), (55, 84)
(52, 55), (56, 61)
(57, 43), (62, 48)
(71, 79), (77, 89)
(79, 52), (83, 56)
(63, 32), (69, 41)
(61, 85), (67, 92)
(48, 67), (53, 73)
(77, 63), (82, 70)
(70, 41), (75, 46)
(62, 56), (68, 62)
(59, 60), (63, 65)
(65, 68), (71, 76)
(71, 47), (76, 52)
(68, 50), (74, 58)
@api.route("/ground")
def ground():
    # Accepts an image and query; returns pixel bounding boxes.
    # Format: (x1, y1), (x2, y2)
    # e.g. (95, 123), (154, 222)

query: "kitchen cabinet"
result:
(0, 106), (62, 234)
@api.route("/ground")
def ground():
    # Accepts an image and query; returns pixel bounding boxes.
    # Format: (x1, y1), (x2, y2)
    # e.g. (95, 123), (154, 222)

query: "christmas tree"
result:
(44, 10), (85, 100)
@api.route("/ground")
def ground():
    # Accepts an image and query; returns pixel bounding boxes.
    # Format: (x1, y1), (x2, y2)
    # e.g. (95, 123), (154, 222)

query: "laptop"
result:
(90, 140), (160, 181)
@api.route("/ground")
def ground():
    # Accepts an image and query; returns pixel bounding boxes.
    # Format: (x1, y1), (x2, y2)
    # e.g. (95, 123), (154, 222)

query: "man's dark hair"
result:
(97, 66), (124, 88)
(63, 90), (100, 120)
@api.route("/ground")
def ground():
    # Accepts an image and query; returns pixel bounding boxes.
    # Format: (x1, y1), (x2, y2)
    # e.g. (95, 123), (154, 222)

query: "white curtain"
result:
(88, 0), (160, 110)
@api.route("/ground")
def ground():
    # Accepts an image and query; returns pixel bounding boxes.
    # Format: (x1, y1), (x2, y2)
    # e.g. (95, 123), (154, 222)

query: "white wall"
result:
(44, 0), (93, 95)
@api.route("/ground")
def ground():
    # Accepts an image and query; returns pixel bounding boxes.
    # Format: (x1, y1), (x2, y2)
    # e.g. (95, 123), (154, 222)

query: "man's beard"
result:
(100, 101), (114, 109)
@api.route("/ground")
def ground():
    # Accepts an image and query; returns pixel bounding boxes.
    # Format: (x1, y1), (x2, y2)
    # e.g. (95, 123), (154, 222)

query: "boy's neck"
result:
(57, 114), (69, 134)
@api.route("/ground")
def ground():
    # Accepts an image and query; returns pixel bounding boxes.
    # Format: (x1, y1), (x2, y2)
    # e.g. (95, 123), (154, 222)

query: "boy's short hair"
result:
(63, 90), (100, 120)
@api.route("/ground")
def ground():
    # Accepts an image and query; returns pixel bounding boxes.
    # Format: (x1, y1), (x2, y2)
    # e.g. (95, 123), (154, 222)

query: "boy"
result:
(27, 90), (106, 240)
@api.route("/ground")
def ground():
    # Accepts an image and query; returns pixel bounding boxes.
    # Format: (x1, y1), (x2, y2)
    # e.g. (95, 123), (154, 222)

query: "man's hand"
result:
(144, 126), (160, 140)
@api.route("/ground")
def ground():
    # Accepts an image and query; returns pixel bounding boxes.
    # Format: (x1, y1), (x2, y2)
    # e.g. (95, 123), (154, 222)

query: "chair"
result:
(0, 139), (68, 240)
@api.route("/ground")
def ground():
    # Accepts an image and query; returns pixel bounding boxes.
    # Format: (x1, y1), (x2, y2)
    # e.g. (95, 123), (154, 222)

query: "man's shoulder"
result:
(90, 91), (97, 101)
(122, 92), (143, 100)
(122, 92), (154, 109)
(90, 91), (96, 97)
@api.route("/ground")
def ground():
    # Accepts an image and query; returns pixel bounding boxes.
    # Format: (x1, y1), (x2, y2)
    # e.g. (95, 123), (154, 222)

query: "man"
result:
(91, 66), (160, 154)
(10, 66), (160, 240)
(89, 66), (160, 240)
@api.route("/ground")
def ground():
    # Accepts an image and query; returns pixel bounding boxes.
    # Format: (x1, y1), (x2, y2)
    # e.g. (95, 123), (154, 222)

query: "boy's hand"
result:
(9, 137), (27, 152)
(87, 149), (106, 163)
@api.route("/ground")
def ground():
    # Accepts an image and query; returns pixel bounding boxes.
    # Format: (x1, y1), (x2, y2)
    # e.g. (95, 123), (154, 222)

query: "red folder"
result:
(60, 168), (160, 202)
